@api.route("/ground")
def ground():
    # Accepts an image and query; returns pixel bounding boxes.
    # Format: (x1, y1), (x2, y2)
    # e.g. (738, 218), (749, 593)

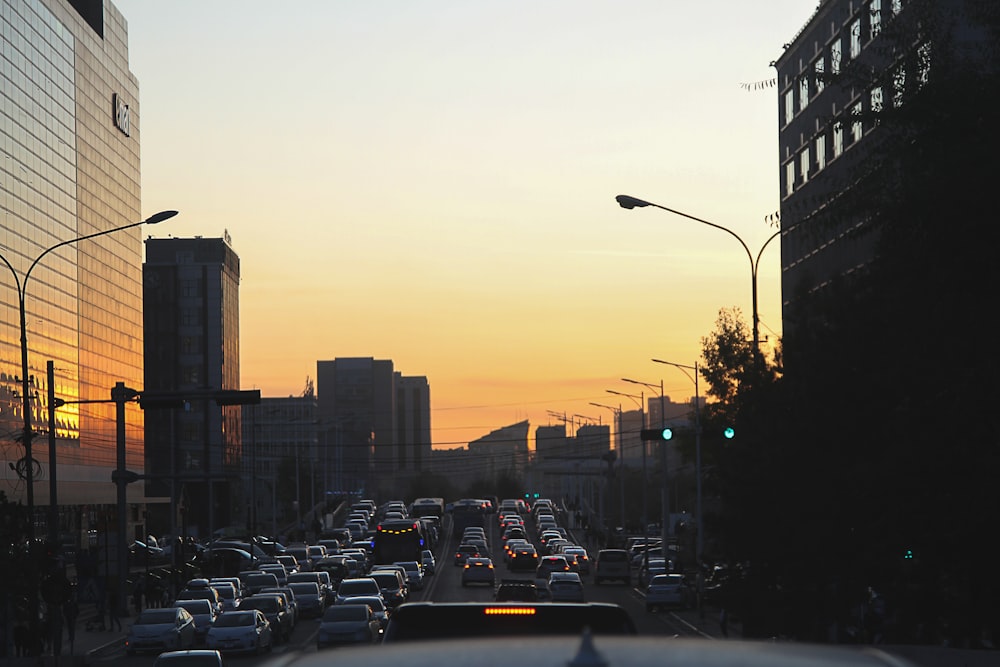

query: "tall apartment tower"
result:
(395, 373), (432, 474)
(1, 0), (148, 540)
(143, 236), (242, 538)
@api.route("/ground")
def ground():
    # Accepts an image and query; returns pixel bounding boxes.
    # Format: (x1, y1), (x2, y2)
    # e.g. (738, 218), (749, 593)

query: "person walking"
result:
(108, 592), (122, 632)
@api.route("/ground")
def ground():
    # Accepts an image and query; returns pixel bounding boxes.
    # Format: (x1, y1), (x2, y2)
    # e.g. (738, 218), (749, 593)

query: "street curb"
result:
(84, 637), (123, 664)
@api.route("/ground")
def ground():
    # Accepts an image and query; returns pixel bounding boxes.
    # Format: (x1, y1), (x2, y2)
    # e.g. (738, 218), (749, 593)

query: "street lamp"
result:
(590, 402), (626, 535)
(624, 376), (673, 558)
(653, 356), (704, 613)
(0, 209), (178, 540)
(606, 388), (646, 536)
(616, 195), (779, 368)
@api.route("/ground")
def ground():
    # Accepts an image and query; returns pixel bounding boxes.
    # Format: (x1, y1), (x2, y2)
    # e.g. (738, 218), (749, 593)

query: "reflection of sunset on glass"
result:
(117, 0), (800, 448)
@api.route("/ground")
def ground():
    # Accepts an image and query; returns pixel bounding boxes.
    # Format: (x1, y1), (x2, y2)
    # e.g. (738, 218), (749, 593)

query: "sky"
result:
(114, 0), (813, 448)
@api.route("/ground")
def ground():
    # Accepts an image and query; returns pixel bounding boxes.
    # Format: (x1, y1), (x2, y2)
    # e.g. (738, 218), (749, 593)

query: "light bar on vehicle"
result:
(482, 607), (537, 616)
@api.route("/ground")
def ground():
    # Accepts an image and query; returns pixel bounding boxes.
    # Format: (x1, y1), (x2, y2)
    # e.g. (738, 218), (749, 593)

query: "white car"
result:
(125, 607), (196, 655)
(205, 609), (273, 655)
(644, 573), (690, 612)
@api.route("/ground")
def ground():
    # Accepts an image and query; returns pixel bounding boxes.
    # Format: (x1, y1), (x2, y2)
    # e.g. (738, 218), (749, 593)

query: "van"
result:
(594, 549), (631, 585)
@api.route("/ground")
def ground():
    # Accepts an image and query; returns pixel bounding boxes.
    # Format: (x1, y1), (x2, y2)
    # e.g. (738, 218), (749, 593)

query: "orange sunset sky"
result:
(116, 0), (806, 448)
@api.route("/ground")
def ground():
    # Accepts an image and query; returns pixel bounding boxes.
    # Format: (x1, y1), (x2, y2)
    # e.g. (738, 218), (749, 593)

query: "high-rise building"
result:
(1, 0), (148, 540)
(315, 358), (432, 499)
(775, 0), (992, 330)
(143, 236), (242, 539)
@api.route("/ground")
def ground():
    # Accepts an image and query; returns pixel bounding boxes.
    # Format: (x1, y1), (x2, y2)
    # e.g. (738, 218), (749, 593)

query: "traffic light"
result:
(723, 427), (735, 439)
(640, 428), (673, 441)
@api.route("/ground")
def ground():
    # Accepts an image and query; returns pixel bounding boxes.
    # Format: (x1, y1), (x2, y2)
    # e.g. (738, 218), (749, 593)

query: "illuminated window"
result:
(871, 86), (883, 114)
(799, 76), (810, 111)
(851, 103), (863, 143)
(831, 39), (842, 74)
(816, 134), (827, 170)
(814, 57), (825, 94)
(800, 147), (810, 184)
(833, 122), (844, 157)
(893, 66), (906, 107)
(786, 162), (796, 196)
(850, 19), (862, 59)
(784, 89), (795, 125)
(870, 0), (882, 38)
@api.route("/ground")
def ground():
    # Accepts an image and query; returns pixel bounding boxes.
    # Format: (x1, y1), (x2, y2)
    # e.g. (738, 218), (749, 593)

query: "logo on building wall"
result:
(113, 93), (130, 137)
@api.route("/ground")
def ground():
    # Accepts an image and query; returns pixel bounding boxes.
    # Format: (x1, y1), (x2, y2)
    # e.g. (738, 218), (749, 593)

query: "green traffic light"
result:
(723, 427), (735, 439)
(661, 428), (673, 440)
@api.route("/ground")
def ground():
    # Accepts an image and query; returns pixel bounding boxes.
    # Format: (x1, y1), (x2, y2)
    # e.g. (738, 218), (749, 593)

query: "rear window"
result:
(323, 606), (368, 622)
(599, 550), (629, 562)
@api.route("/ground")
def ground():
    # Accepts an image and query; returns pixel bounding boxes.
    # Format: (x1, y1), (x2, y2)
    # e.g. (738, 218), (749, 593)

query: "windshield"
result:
(137, 610), (179, 625)
(213, 612), (255, 627)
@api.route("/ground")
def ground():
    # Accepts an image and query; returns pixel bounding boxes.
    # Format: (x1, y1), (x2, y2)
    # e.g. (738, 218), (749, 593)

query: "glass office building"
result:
(1, 0), (147, 540)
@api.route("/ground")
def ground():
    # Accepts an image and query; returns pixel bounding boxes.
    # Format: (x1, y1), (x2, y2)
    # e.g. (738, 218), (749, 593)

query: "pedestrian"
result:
(132, 575), (145, 614)
(64, 598), (78, 653)
(108, 592), (122, 631)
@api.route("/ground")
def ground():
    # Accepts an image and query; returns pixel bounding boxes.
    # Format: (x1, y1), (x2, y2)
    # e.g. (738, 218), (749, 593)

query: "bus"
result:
(410, 497), (445, 519)
(371, 519), (426, 565)
(448, 498), (488, 533)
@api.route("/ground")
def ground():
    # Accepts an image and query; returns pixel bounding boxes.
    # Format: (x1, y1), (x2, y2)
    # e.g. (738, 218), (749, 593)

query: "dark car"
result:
(454, 543), (481, 565)
(494, 579), (539, 602)
(369, 570), (408, 608)
(237, 593), (293, 643)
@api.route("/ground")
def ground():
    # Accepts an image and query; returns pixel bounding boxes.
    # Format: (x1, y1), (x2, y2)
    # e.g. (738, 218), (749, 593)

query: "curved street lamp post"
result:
(0, 210), (178, 539)
(616, 195), (780, 368)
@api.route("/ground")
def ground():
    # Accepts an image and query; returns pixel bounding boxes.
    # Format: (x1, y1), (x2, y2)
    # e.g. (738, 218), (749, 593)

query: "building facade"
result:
(775, 0), (991, 329)
(1, 0), (147, 544)
(143, 236), (242, 539)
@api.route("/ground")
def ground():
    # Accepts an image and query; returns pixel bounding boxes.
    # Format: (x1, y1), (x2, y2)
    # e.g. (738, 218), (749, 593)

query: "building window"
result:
(893, 66), (906, 107)
(833, 121), (844, 157)
(180, 308), (201, 326)
(799, 76), (810, 111)
(871, 86), (884, 114)
(851, 102), (863, 143)
(181, 279), (201, 297)
(917, 42), (931, 87)
(180, 335), (202, 354)
(831, 38), (842, 74)
(786, 161), (795, 196)
(784, 89), (795, 125)
(182, 366), (201, 384)
(870, 0), (882, 38)
(814, 57), (825, 94)
(850, 19), (862, 59)
(816, 134), (827, 170)
(891, 0), (902, 16)
(800, 147), (811, 184)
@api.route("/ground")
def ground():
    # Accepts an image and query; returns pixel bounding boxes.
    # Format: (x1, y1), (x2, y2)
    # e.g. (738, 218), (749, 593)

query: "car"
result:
(454, 543), (481, 565)
(508, 544), (539, 572)
(594, 549), (631, 585)
(283, 546), (311, 571)
(307, 545), (328, 567)
(494, 579), (539, 602)
(173, 599), (218, 642)
(561, 547), (591, 575)
(316, 604), (382, 648)
(236, 593), (293, 644)
(243, 572), (279, 595)
(393, 560), (425, 590)
(275, 554), (300, 574)
(636, 557), (670, 587)
(259, 587), (298, 628)
(288, 571), (335, 604)
(125, 607), (197, 655)
(152, 649), (224, 667)
(339, 594), (390, 630)
(421, 549), (437, 575)
(175, 582), (224, 616)
(369, 570), (408, 608)
(644, 573), (690, 612)
(259, 563), (289, 585)
(334, 577), (384, 606)
(204, 609), (273, 655)
(288, 581), (326, 618)
(534, 556), (571, 589)
(546, 571), (585, 602)
(462, 557), (496, 586)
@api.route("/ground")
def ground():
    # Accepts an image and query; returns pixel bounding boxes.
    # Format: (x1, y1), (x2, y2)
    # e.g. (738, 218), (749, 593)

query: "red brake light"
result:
(484, 607), (536, 616)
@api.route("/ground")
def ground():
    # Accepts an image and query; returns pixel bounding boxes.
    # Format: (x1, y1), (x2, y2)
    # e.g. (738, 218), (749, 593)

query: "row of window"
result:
(783, 42), (930, 198)
(783, 0), (905, 127)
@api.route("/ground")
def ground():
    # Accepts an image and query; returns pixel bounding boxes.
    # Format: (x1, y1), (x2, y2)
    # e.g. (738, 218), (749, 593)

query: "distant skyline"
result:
(116, 0), (810, 447)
